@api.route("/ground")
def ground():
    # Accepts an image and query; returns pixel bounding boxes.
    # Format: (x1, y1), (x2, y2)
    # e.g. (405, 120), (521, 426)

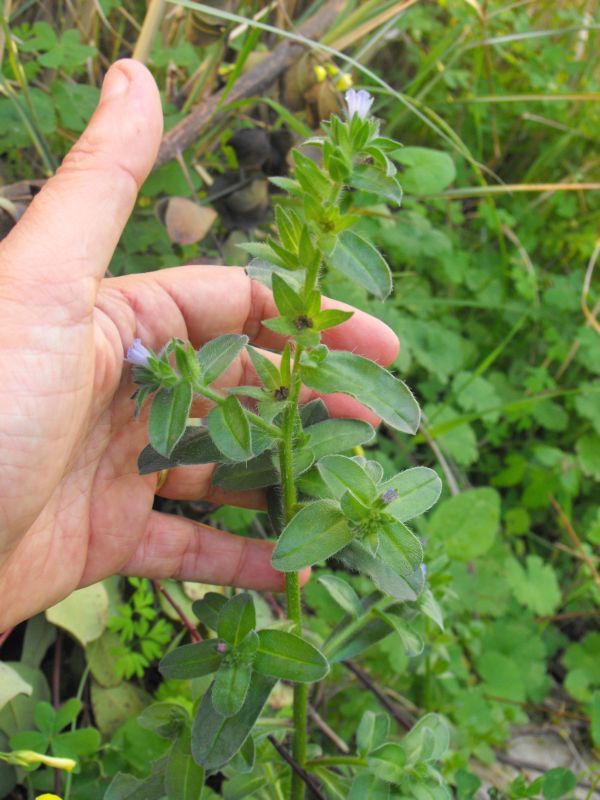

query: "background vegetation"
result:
(0, 1), (598, 798)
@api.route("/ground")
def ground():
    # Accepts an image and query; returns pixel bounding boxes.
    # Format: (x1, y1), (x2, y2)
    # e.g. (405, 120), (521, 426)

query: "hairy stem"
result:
(278, 347), (308, 800)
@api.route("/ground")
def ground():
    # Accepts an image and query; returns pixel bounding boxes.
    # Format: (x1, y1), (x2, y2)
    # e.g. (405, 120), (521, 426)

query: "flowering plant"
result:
(124, 90), (448, 800)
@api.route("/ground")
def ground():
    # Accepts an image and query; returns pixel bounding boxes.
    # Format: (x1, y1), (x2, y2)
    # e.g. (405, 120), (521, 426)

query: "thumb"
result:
(0, 60), (162, 314)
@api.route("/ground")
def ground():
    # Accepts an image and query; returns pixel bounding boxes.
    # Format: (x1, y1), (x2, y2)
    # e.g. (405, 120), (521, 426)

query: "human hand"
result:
(0, 60), (399, 631)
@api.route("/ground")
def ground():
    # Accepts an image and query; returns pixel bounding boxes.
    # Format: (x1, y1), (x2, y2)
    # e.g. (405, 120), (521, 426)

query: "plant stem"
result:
(306, 755), (368, 768)
(192, 381), (281, 437)
(277, 347), (309, 800)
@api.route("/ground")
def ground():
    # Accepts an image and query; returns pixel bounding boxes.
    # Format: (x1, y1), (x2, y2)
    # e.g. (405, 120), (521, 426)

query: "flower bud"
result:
(9, 750), (76, 772)
(125, 338), (152, 368)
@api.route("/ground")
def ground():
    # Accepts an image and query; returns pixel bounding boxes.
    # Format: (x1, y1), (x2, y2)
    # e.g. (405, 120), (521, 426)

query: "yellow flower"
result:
(313, 64), (327, 83)
(336, 73), (353, 91)
(326, 63), (339, 76)
(11, 750), (76, 772)
(36, 794), (63, 799)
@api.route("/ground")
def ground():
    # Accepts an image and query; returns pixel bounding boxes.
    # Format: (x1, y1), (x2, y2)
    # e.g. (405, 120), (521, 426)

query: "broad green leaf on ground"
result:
(379, 467), (442, 522)
(149, 382), (193, 457)
(138, 427), (222, 474)
(254, 630), (329, 682)
(208, 396), (253, 461)
(328, 231), (392, 300)
(105, 771), (166, 800)
(218, 594), (256, 646)
(198, 334), (248, 385)
(393, 147), (456, 194)
(191, 673), (275, 770)
(318, 575), (362, 617)
(46, 583), (109, 646)
(91, 682), (146, 737)
(159, 641), (222, 680)
(428, 488), (500, 560)
(0, 664), (31, 712)
(272, 500), (352, 571)
(542, 768), (577, 800)
(505, 555), (561, 616)
(575, 433), (600, 479)
(301, 349), (420, 434)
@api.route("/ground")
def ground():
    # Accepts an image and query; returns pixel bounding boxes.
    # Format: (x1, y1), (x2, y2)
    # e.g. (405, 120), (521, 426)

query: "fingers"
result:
(119, 510), (309, 591)
(0, 60), (162, 320)
(104, 265), (399, 366)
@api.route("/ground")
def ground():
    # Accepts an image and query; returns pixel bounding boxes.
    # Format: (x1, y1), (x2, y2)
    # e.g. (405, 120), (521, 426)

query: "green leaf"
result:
(223, 774), (268, 799)
(339, 541), (424, 602)
(375, 610), (423, 657)
(149, 382), (193, 457)
(379, 467), (442, 522)
(505, 555), (561, 616)
(159, 640), (222, 680)
(357, 710), (391, 756)
(247, 346), (281, 391)
(192, 593), (227, 631)
(377, 519), (423, 577)
(318, 575), (362, 617)
(592, 691), (600, 747)
(191, 673), (276, 770)
(318, 455), (378, 504)
(53, 726), (101, 759)
(0, 664), (32, 712)
(138, 703), (189, 739)
(349, 163), (403, 206)
(292, 149), (333, 199)
(105, 772), (167, 800)
(138, 427), (222, 474)
(212, 661), (253, 717)
(428, 488), (500, 561)
(368, 742), (407, 783)
(304, 418), (374, 460)
(311, 309), (354, 331)
(393, 147), (456, 194)
(218, 593), (256, 646)
(329, 231), (392, 300)
(213, 452), (277, 490)
(198, 334), (248, 385)
(542, 768), (577, 800)
(271, 272), (305, 318)
(349, 773), (391, 799)
(401, 714), (450, 764)
(272, 500), (353, 571)
(326, 616), (394, 663)
(46, 583), (109, 647)
(166, 735), (205, 800)
(254, 629), (329, 682)
(301, 349), (420, 434)
(575, 433), (600, 479)
(208, 396), (253, 461)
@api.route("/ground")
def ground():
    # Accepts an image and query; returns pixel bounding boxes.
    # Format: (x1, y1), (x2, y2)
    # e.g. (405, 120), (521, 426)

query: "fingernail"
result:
(101, 65), (130, 102)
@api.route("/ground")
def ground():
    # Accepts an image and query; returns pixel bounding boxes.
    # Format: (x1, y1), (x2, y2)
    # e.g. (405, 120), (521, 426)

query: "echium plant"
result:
(121, 88), (449, 800)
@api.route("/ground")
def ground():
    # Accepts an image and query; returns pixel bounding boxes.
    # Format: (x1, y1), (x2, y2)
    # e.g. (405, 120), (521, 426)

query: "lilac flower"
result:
(345, 88), (374, 120)
(381, 488), (399, 505)
(125, 338), (152, 368)
(217, 642), (227, 654)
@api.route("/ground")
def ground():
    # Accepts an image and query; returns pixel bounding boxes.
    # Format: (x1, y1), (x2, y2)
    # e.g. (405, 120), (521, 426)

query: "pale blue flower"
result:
(125, 338), (152, 367)
(345, 88), (374, 120)
(381, 488), (399, 504)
